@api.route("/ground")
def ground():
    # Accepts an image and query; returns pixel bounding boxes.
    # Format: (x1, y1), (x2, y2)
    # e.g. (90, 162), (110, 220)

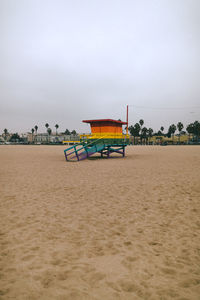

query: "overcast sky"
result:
(0, 0), (200, 134)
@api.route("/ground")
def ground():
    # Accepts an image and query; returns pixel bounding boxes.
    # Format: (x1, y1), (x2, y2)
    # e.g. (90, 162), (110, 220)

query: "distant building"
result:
(27, 133), (80, 144)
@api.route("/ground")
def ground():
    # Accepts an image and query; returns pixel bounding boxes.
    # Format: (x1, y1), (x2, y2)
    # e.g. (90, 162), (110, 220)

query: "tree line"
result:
(128, 120), (200, 144)
(2, 124), (77, 143)
(30, 124), (77, 136)
(2, 120), (200, 144)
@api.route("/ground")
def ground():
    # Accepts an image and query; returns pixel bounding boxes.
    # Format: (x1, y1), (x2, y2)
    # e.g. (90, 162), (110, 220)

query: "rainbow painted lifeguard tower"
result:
(64, 115), (129, 161)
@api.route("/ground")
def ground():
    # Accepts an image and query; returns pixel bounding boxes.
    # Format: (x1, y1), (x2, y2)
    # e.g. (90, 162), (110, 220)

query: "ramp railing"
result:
(64, 135), (107, 161)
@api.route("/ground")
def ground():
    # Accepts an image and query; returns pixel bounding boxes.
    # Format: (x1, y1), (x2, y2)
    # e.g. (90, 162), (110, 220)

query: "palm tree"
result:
(141, 127), (148, 144)
(160, 126), (164, 135)
(170, 124), (176, 143)
(139, 119), (144, 143)
(34, 125), (38, 143)
(64, 129), (70, 135)
(186, 123), (194, 143)
(3, 128), (8, 141)
(10, 133), (20, 143)
(47, 128), (52, 143)
(55, 124), (59, 136)
(148, 128), (153, 144)
(71, 130), (77, 135)
(167, 124), (176, 142)
(177, 122), (184, 144)
(34, 125), (38, 134)
(31, 128), (34, 143)
(128, 123), (140, 144)
(193, 121), (200, 142)
(167, 125), (172, 138)
(139, 119), (144, 127)
(45, 123), (49, 143)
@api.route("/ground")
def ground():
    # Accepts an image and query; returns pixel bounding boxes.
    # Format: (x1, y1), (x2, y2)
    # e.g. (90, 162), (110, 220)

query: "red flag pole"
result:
(126, 105), (129, 135)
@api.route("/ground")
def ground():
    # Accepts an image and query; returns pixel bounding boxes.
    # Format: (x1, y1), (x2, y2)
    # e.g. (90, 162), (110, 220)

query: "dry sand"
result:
(0, 145), (200, 300)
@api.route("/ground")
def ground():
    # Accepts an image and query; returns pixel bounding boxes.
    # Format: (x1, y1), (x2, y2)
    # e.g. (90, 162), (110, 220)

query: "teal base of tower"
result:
(64, 138), (129, 161)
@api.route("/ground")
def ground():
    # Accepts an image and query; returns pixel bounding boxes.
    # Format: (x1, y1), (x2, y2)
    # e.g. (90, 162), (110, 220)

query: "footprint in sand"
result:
(40, 270), (56, 288)
(106, 281), (121, 292)
(148, 241), (162, 246)
(0, 289), (9, 296)
(83, 271), (106, 287)
(122, 256), (139, 270)
(57, 270), (70, 281)
(125, 256), (138, 262)
(30, 246), (40, 251)
(124, 241), (132, 246)
(119, 280), (143, 296)
(161, 267), (177, 275)
(58, 290), (91, 300)
(157, 288), (179, 298)
(22, 254), (35, 261)
(178, 278), (200, 288)
(51, 258), (63, 266)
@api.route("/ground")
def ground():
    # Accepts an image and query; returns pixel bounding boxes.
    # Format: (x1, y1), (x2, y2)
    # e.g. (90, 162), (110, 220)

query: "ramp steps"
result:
(64, 137), (127, 162)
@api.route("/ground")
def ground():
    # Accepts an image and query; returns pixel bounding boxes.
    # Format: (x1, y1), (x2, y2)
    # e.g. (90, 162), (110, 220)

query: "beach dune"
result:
(0, 145), (200, 300)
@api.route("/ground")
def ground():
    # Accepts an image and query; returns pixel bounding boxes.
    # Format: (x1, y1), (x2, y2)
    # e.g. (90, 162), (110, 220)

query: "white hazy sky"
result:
(0, 0), (200, 134)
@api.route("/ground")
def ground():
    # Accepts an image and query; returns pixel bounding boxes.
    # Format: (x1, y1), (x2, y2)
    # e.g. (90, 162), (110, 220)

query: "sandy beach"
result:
(0, 145), (200, 300)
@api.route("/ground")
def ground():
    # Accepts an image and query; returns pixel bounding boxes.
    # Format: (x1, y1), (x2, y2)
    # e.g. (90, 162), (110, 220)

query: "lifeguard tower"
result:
(64, 113), (129, 161)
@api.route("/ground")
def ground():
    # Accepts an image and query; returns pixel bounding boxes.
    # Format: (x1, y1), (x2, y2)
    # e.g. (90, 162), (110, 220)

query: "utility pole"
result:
(126, 105), (129, 135)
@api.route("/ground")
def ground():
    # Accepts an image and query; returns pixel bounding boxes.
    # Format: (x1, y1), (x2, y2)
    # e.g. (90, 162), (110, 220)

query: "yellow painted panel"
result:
(80, 133), (129, 139)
